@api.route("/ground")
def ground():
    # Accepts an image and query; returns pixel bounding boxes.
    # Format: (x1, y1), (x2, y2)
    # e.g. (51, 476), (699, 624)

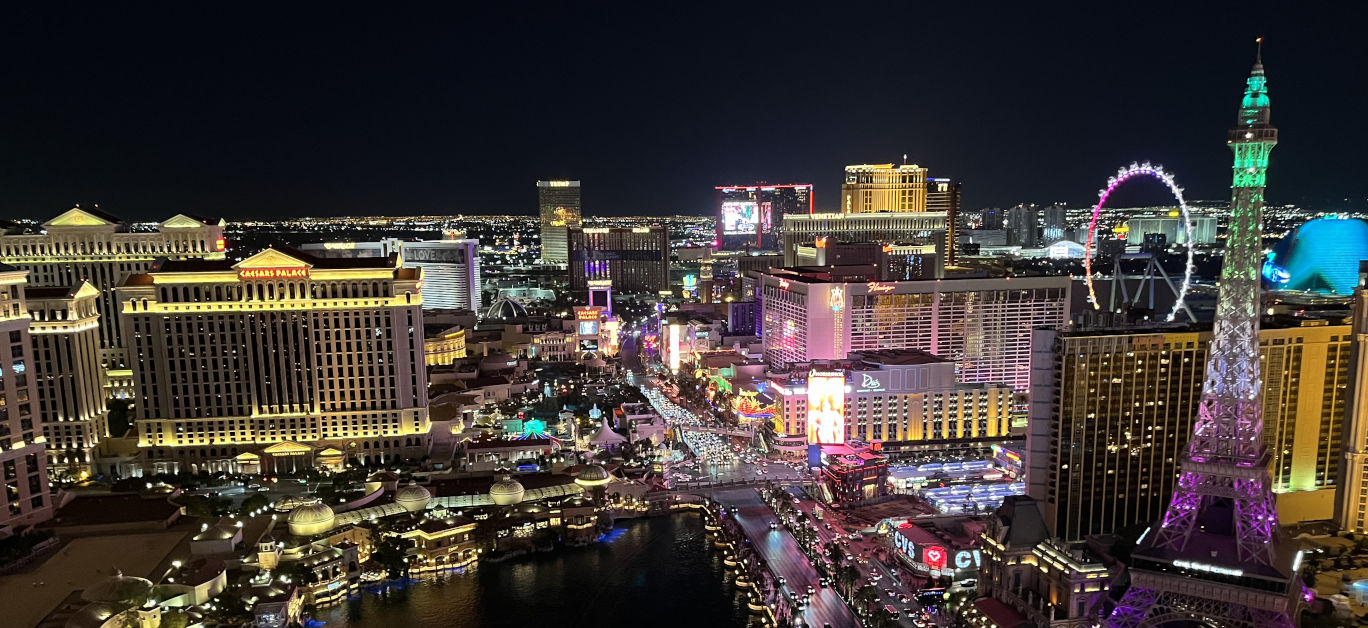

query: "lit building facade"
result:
(1006, 205), (1040, 248)
(760, 271), (1069, 391)
(841, 163), (927, 214)
(1338, 263), (1368, 532)
(0, 207), (226, 368)
(537, 180), (582, 264)
(925, 178), (962, 264)
(1029, 320), (1352, 541)
(715, 183), (813, 250)
(28, 282), (108, 473)
(118, 248), (429, 473)
(972, 495), (1110, 628)
(1125, 215), (1218, 246)
(819, 442), (887, 503)
(300, 237), (482, 312)
(0, 267), (53, 534)
(424, 325), (468, 366)
(568, 227), (668, 295)
(771, 351), (1013, 444)
(781, 211), (948, 266)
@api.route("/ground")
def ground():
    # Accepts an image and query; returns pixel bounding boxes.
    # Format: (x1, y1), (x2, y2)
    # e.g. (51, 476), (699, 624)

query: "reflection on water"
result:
(316, 513), (755, 627)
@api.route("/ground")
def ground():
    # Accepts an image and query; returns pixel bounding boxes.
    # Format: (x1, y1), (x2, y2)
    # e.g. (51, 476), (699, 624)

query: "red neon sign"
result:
(239, 267), (309, 280)
(778, 279), (791, 291)
(924, 546), (947, 570)
(576, 309), (600, 321)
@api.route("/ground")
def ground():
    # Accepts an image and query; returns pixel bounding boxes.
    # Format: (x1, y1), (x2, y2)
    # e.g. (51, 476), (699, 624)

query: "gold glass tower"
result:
(840, 163), (927, 214)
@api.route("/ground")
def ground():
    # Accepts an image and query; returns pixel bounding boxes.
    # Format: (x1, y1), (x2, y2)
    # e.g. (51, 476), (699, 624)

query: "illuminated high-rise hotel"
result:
(0, 267), (53, 534)
(28, 282), (108, 474)
(1030, 320), (1351, 541)
(0, 207), (226, 367)
(770, 350), (1014, 445)
(118, 248), (429, 473)
(780, 211), (948, 266)
(759, 270), (1069, 391)
(300, 236), (483, 312)
(925, 178), (961, 264)
(1338, 263), (1368, 533)
(841, 163), (927, 214)
(568, 227), (668, 295)
(715, 183), (813, 250)
(537, 180), (582, 264)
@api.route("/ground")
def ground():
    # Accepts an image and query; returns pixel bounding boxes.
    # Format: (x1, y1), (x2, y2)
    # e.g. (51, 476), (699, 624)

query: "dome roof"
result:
(484, 297), (529, 321)
(575, 464), (611, 487)
(489, 475), (525, 506)
(273, 495), (320, 512)
(394, 482), (432, 513)
(81, 571), (154, 603)
(286, 502), (336, 536)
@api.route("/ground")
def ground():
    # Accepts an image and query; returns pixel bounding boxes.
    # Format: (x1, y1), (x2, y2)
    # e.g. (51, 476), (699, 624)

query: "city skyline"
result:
(1, 4), (1364, 220)
(2, 8), (1365, 628)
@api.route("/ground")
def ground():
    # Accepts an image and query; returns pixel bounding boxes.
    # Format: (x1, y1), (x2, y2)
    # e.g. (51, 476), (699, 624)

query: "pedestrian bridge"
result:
(680, 425), (754, 438)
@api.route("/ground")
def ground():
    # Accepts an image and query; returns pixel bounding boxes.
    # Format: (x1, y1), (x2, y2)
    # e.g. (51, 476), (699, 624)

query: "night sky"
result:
(1, 2), (1363, 220)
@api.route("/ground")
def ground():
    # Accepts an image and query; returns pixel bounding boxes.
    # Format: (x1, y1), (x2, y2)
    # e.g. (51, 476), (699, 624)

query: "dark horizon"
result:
(2, 2), (1364, 221)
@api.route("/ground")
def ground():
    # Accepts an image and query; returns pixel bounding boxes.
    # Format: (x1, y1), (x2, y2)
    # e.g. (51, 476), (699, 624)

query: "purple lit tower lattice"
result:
(1105, 41), (1305, 628)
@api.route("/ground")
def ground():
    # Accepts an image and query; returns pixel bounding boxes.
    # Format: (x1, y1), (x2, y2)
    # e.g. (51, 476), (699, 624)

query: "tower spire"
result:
(1255, 36), (1264, 65)
(1105, 49), (1305, 628)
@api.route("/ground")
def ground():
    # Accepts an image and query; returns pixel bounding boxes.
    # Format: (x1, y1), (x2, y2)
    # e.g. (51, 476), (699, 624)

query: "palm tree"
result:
(855, 584), (880, 616)
(838, 564), (860, 598)
(826, 541), (845, 569)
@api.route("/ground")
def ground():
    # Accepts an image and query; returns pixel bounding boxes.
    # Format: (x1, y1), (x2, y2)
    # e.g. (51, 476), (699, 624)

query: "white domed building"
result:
(395, 482), (432, 514)
(286, 502), (336, 537)
(489, 475), (525, 506)
(574, 464), (611, 489)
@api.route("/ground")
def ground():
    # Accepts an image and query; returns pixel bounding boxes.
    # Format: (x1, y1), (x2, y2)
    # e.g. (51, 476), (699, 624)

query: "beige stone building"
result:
(117, 248), (429, 473)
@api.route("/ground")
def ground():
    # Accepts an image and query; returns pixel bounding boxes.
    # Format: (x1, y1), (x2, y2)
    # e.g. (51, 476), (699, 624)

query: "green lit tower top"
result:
(1107, 39), (1301, 628)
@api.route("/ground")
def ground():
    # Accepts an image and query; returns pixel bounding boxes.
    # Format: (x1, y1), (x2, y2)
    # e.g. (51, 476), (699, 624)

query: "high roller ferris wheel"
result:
(1083, 162), (1196, 322)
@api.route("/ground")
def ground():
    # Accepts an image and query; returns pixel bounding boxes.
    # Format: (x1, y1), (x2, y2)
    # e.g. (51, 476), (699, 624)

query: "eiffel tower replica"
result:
(1106, 41), (1304, 628)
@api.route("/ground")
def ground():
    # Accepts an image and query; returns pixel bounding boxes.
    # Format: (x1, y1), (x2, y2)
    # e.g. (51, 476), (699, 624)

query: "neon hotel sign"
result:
(239, 267), (309, 280)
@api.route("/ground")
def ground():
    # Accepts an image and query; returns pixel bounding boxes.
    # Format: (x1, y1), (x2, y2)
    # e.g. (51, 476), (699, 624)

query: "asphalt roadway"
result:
(713, 488), (859, 628)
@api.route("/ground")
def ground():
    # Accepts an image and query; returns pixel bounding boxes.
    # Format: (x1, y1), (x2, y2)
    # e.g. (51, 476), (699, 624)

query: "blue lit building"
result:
(1263, 216), (1368, 296)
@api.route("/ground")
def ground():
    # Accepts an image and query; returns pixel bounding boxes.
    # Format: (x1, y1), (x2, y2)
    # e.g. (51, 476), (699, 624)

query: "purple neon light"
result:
(1084, 163), (1195, 321)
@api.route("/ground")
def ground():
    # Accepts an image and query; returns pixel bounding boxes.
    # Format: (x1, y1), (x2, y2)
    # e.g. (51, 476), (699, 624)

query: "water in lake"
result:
(315, 513), (755, 627)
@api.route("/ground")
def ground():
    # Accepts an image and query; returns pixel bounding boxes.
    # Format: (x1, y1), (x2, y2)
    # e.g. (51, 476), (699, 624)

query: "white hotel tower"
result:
(0, 207), (226, 369)
(118, 248), (429, 473)
(759, 270), (1069, 392)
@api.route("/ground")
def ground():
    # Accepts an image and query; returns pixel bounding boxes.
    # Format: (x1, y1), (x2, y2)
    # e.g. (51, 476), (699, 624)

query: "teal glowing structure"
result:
(1263, 216), (1368, 296)
(1106, 41), (1305, 628)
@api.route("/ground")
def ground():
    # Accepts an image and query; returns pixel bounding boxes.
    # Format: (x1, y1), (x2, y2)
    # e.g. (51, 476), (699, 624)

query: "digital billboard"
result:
(923, 546), (948, 571)
(578, 320), (599, 336)
(806, 370), (846, 445)
(667, 323), (683, 371)
(721, 201), (761, 235)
